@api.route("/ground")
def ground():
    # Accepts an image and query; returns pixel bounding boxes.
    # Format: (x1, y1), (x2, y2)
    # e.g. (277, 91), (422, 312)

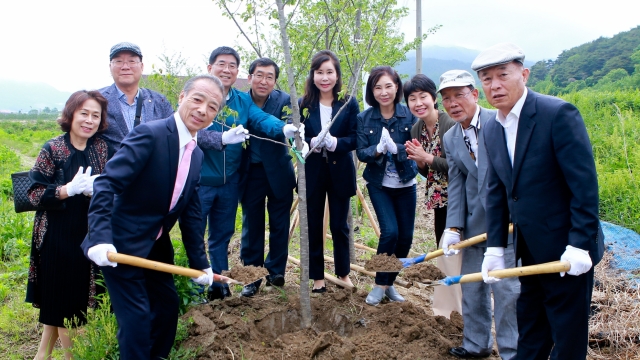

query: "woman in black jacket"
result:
(300, 50), (359, 293)
(356, 66), (418, 305)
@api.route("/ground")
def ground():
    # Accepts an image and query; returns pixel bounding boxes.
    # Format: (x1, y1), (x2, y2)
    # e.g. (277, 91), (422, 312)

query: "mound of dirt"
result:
(402, 263), (446, 282)
(180, 285), (467, 359)
(364, 254), (403, 272)
(222, 265), (269, 284)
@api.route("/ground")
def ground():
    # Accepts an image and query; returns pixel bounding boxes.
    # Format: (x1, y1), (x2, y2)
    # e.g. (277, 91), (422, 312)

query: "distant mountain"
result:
(0, 79), (71, 113)
(395, 46), (535, 85)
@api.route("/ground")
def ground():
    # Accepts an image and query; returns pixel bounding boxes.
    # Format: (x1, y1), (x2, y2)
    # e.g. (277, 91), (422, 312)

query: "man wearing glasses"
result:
(200, 47), (306, 301)
(439, 70), (519, 359)
(238, 58), (296, 297)
(100, 42), (174, 150)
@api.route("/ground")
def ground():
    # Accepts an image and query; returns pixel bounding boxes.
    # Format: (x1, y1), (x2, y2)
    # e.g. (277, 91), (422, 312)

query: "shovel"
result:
(421, 261), (570, 287)
(106, 252), (243, 285)
(393, 224), (515, 270)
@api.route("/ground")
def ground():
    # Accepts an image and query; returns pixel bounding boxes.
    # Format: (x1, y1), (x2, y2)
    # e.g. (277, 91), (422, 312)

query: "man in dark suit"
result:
(474, 43), (604, 360)
(100, 42), (175, 150)
(239, 58), (296, 297)
(440, 70), (519, 359)
(81, 75), (246, 360)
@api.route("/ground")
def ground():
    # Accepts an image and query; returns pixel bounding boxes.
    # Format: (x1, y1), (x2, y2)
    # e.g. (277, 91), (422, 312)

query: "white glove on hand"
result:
(87, 244), (118, 267)
(385, 134), (398, 154)
(560, 245), (592, 276)
(66, 166), (89, 196)
(377, 128), (390, 154)
(442, 229), (461, 256)
(322, 134), (337, 152)
(310, 137), (323, 153)
(192, 267), (213, 286)
(83, 171), (99, 197)
(481, 247), (505, 283)
(283, 123), (305, 140)
(296, 140), (310, 158)
(222, 125), (250, 145)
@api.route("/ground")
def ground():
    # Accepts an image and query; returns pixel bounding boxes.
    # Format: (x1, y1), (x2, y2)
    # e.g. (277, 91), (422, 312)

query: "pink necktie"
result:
(157, 140), (196, 239)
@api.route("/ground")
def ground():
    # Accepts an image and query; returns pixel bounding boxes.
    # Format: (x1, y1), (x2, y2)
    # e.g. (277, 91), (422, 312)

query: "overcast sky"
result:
(2, 0), (638, 92)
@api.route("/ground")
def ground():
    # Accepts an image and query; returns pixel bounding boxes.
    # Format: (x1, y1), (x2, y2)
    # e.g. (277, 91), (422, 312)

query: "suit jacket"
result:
(81, 115), (209, 270)
(300, 96), (359, 198)
(99, 83), (175, 150)
(240, 89), (296, 200)
(444, 106), (500, 241)
(484, 90), (604, 265)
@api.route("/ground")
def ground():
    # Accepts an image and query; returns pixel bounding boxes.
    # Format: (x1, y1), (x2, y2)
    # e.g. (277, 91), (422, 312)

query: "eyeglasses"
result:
(442, 91), (472, 105)
(213, 61), (237, 71)
(251, 73), (275, 82)
(111, 60), (141, 68)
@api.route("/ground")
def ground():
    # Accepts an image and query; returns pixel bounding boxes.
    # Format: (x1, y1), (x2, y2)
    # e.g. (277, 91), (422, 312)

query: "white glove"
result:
(322, 134), (337, 152)
(442, 229), (461, 256)
(385, 134), (398, 154)
(560, 245), (592, 276)
(83, 172), (99, 197)
(377, 128), (389, 154)
(310, 137), (323, 152)
(192, 267), (214, 286)
(283, 123), (305, 140)
(66, 166), (89, 196)
(296, 140), (310, 158)
(222, 125), (249, 145)
(481, 247), (505, 283)
(87, 244), (118, 267)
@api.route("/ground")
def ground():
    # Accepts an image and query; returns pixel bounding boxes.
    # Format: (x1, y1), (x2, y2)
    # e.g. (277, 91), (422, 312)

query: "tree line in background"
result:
(528, 26), (640, 94)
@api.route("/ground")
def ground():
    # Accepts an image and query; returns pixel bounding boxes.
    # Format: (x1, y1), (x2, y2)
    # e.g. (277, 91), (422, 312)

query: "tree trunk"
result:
(275, 0), (312, 328)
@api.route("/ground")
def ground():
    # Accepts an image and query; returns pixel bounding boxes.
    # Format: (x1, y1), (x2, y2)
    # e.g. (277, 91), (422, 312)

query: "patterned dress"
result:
(420, 121), (448, 210)
(26, 133), (113, 327)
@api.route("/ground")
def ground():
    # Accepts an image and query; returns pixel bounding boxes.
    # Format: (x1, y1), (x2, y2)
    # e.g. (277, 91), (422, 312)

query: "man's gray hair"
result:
(183, 75), (226, 109)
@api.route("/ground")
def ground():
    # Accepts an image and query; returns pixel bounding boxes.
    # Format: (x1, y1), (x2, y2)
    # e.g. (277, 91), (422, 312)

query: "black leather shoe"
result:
(241, 279), (262, 297)
(266, 274), (285, 287)
(311, 286), (326, 293)
(207, 286), (231, 301)
(448, 347), (491, 359)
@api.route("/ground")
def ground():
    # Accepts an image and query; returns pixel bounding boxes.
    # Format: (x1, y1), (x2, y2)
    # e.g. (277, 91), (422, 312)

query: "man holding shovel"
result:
(475, 43), (604, 360)
(81, 75), (247, 360)
(439, 70), (519, 359)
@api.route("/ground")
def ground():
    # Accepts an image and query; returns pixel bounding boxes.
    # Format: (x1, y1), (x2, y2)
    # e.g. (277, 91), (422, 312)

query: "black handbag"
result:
(11, 170), (65, 213)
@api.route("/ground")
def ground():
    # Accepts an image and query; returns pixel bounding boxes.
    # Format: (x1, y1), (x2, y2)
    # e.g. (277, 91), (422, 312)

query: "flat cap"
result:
(110, 42), (142, 60)
(471, 43), (525, 72)
(438, 70), (475, 93)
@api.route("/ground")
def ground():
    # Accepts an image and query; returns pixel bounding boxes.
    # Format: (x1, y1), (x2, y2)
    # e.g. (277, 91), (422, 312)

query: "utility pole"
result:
(416, 0), (422, 74)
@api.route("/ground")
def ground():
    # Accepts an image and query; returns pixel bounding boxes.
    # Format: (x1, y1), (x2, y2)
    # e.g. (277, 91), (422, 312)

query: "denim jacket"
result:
(356, 103), (418, 187)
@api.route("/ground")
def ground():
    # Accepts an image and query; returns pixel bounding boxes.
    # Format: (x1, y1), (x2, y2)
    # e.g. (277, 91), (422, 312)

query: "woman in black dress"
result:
(26, 90), (113, 359)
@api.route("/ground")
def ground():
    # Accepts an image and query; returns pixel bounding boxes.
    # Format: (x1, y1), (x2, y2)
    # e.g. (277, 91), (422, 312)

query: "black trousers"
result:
(307, 165), (351, 280)
(516, 235), (594, 360)
(240, 165), (293, 276)
(102, 236), (179, 360)
(434, 206), (448, 246)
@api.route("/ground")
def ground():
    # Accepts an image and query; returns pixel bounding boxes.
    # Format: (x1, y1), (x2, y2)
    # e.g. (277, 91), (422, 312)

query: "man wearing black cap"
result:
(100, 42), (174, 150)
(474, 43), (603, 360)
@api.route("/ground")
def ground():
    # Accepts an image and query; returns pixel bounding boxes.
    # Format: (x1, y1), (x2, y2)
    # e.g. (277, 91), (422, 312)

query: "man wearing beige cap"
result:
(440, 69), (519, 359)
(100, 42), (175, 150)
(473, 43), (603, 359)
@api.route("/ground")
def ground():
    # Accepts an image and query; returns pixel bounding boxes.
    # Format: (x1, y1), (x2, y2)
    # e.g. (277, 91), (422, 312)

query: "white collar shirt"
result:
(173, 112), (198, 167)
(461, 105), (481, 167)
(495, 88), (528, 167)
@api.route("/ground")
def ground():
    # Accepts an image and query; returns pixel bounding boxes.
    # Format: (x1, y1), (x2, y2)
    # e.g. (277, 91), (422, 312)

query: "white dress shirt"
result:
(495, 88), (528, 167)
(461, 105), (481, 167)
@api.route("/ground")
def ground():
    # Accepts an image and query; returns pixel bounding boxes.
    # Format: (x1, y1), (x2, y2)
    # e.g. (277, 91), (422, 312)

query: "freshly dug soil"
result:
(181, 285), (467, 359)
(222, 265), (269, 284)
(402, 262), (447, 282)
(364, 254), (404, 272)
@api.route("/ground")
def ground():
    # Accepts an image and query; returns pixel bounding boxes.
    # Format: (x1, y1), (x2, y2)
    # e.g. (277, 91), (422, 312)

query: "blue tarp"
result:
(602, 221), (640, 274)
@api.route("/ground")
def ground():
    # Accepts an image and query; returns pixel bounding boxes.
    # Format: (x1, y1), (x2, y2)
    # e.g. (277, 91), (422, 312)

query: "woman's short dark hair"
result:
(58, 90), (109, 134)
(403, 74), (438, 109)
(365, 66), (403, 108)
(301, 50), (344, 110)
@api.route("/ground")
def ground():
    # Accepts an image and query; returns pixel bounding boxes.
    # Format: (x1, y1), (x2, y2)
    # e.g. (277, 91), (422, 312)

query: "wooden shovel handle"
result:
(459, 261), (571, 284)
(424, 224), (514, 261)
(107, 252), (206, 278)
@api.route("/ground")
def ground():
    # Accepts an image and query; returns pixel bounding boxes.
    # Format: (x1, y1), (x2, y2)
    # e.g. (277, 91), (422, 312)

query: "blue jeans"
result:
(199, 179), (239, 289)
(367, 183), (416, 286)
